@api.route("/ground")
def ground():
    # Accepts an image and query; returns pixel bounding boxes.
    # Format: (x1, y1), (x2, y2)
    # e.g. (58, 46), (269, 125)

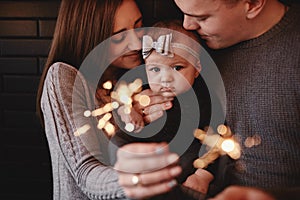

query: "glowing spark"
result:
(193, 125), (241, 169)
(244, 137), (255, 148)
(221, 139), (235, 152)
(103, 103), (113, 113)
(217, 124), (232, 137)
(92, 108), (104, 117)
(104, 122), (115, 136)
(125, 123), (135, 132)
(138, 95), (151, 107)
(103, 113), (112, 121)
(244, 134), (261, 148)
(111, 101), (119, 109)
(128, 78), (142, 93)
(86, 79), (144, 136)
(253, 134), (261, 145)
(74, 124), (91, 137)
(227, 146), (241, 160)
(120, 95), (132, 105)
(103, 81), (112, 90)
(97, 118), (106, 129)
(84, 110), (92, 117)
(123, 106), (131, 114)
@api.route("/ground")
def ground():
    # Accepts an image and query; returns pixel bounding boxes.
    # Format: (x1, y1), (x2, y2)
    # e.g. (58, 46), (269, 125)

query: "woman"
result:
(37, 0), (172, 199)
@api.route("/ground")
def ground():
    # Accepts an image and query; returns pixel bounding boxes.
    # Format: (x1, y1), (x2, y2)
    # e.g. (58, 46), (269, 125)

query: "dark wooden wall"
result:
(0, 0), (182, 199)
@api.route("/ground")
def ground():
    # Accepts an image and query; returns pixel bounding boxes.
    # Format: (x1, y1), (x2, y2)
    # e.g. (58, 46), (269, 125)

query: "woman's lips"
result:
(123, 51), (140, 59)
(200, 35), (209, 40)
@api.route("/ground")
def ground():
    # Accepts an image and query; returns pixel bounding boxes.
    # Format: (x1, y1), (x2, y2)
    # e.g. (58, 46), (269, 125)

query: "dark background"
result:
(0, 0), (182, 199)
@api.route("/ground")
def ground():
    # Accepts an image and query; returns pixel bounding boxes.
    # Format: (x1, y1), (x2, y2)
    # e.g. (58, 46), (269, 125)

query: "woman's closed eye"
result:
(111, 32), (126, 44)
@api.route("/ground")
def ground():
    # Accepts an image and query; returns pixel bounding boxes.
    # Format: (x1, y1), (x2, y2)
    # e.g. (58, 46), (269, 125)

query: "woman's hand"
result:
(114, 142), (181, 199)
(208, 186), (275, 200)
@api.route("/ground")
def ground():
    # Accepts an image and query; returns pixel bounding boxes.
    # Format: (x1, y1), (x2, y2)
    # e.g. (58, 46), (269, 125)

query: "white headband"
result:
(142, 33), (199, 61)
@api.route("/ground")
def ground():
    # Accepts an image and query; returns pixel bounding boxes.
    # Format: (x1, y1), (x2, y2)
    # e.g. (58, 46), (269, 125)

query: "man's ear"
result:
(245, 0), (266, 19)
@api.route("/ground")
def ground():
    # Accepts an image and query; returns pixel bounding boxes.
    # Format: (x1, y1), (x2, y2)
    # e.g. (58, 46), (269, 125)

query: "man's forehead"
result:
(174, 0), (220, 15)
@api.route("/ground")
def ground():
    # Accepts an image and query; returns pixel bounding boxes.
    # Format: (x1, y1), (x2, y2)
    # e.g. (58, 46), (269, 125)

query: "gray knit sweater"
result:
(211, 4), (300, 198)
(41, 62), (127, 199)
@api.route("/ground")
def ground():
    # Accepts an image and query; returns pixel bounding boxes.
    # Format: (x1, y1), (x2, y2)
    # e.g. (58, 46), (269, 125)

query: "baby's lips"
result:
(160, 87), (174, 92)
(160, 89), (176, 98)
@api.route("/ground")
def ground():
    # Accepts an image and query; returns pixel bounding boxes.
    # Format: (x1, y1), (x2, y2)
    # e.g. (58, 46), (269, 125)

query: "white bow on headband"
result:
(142, 33), (199, 60)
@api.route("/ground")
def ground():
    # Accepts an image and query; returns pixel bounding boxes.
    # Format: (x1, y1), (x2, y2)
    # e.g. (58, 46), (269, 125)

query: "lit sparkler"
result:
(193, 125), (241, 169)
(74, 124), (91, 137)
(74, 79), (145, 137)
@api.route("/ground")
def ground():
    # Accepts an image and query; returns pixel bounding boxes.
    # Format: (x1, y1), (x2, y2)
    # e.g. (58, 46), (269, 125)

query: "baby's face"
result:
(145, 51), (199, 97)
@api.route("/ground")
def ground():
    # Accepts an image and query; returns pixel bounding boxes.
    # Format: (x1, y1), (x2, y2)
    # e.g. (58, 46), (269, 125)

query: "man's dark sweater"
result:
(210, 3), (300, 199)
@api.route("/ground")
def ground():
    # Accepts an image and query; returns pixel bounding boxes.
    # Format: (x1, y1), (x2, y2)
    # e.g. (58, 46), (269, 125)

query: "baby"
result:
(142, 22), (201, 98)
(110, 20), (213, 199)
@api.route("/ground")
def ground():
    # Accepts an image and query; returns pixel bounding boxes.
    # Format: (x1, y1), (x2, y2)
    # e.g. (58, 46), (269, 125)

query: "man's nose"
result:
(183, 15), (200, 30)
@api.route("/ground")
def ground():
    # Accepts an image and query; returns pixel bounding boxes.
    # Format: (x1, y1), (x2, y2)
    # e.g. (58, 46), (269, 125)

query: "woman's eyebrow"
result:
(113, 28), (126, 35)
(135, 16), (143, 25)
(113, 16), (143, 35)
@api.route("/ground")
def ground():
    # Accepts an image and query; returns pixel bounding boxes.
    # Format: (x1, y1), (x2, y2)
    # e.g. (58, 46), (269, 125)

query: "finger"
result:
(119, 166), (182, 187)
(143, 101), (172, 115)
(117, 142), (168, 157)
(117, 106), (131, 123)
(115, 153), (179, 173)
(123, 179), (177, 199)
(134, 94), (173, 110)
(134, 126), (143, 133)
(133, 121), (144, 133)
(143, 110), (164, 123)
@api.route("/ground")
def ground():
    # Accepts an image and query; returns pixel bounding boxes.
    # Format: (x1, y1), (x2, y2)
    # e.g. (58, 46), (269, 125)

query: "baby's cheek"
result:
(148, 82), (160, 92)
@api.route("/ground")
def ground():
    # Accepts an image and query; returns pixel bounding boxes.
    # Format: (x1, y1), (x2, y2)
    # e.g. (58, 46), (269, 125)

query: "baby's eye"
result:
(173, 65), (184, 71)
(149, 67), (160, 72)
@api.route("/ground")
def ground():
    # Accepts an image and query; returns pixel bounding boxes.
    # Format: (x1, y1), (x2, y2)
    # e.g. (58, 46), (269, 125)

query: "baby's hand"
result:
(183, 168), (214, 194)
(117, 105), (144, 133)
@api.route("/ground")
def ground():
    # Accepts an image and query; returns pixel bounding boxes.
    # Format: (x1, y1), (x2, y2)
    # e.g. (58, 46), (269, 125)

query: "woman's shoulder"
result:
(48, 62), (78, 76)
(45, 62), (82, 85)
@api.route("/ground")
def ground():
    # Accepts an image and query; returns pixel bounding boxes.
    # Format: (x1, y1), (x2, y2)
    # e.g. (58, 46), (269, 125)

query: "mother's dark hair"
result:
(36, 0), (123, 125)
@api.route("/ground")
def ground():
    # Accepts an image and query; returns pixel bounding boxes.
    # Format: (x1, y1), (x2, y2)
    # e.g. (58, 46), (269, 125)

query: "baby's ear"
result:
(195, 60), (202, 78)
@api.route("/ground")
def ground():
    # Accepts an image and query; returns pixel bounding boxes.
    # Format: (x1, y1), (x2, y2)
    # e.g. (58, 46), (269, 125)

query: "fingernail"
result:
(155, 146), (165, 155)
(164, 102), (171, 108)
(167, 154), (179, 164)
(170, 167), (182, 176)
(156, 111), (163, 117)
(167, 180), (177, 188)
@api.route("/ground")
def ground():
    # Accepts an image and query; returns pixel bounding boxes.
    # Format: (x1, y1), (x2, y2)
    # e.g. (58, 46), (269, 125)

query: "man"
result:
(173, 0), (300, 199)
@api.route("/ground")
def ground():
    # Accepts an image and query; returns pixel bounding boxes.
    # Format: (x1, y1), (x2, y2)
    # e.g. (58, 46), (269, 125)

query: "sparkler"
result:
(193, 125), (241, 169)
(74, 79), (145, 137)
